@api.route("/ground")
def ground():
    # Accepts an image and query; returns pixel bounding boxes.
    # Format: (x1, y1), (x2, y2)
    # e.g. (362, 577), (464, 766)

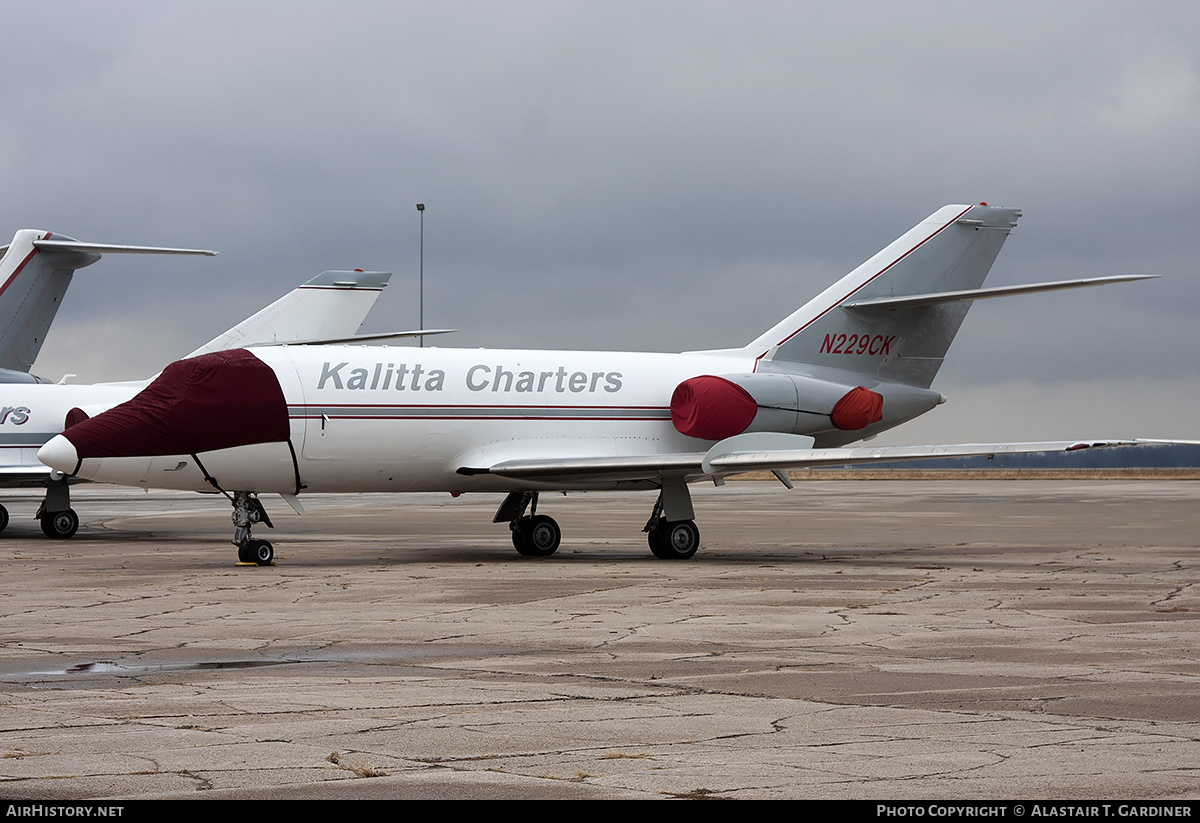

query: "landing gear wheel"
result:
(40, 508), (79, 540)
(237, 544), (251, 563)
(648, 519), (699, 560)
(647, 525), (663, 555)
(512, 514), (560, 557)
(247, 539), (274, 566)
(0, 504), (8, 534)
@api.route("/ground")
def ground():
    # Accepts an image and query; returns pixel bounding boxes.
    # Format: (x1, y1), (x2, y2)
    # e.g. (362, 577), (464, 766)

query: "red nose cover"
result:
(670, 375), (758, 441)
(830, 386), (884, 430)
(61, 349), (290, 458)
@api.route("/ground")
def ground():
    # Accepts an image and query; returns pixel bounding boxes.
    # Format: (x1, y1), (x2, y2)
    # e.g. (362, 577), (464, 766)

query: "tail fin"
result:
(0, 230), (217, 383)
(186, 269), (391, 358)
(0, 231), (88, 381)
(745, 204), (1021, 388)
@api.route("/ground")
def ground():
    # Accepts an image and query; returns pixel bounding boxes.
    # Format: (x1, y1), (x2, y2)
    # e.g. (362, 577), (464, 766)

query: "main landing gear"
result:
(642, 478), (700, 559)
(231, 491), (275, 566)
(494, 491), (562, 557)
(492, 476), (701, 560)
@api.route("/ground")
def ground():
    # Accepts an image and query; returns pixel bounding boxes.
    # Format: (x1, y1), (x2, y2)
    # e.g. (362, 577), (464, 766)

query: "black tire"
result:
(41, 508), (79, 540)
(248, 539), (274, 566)
(0, 504), (9, 534)
(647, 524), (667, 558)
(650, 520), (700, 560)
(514, 514), (560, 557)
(237, 544), (251, 563)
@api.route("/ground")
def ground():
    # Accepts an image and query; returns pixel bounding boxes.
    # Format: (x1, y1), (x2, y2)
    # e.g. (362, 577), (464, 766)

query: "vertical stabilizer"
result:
(0, 231), (98, 381)
(745, 204), (1021, 388)
(185, 270), (391, 358)
(0, 231), (217, 383)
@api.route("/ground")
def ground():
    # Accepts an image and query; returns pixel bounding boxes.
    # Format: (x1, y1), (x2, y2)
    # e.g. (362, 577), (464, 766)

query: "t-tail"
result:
(699, 204), (1152, 446)
(744, 204), (1022, 389)
(0, 230), (216, 383)
(185, 269), (391, 358)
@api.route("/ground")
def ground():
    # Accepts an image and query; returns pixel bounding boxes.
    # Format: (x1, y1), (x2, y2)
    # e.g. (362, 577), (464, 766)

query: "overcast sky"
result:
(3, 1), (1197, 444)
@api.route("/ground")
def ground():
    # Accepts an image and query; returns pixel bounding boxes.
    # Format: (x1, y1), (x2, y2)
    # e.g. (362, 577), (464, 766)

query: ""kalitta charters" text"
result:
(316, 362), (624, 394)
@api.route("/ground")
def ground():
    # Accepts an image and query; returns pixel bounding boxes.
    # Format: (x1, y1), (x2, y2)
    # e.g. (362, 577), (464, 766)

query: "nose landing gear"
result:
(232, 492), (274, 565)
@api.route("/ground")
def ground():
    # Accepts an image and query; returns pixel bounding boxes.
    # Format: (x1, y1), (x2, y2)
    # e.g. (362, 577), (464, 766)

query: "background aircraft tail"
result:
(0, 230), (216, 383)
(185, 269), (391, 358)
(744, 204), (1021, 388)
(0, 231), (99, 382)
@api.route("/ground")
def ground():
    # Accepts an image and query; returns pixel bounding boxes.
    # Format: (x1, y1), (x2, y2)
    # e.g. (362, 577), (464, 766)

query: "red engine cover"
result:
(670, 375), (758, 441)
(830, 386), (884, 430)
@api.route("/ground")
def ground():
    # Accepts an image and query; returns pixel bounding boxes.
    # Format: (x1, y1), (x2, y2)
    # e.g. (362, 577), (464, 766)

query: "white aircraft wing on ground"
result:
(472, 437), (1145, 483)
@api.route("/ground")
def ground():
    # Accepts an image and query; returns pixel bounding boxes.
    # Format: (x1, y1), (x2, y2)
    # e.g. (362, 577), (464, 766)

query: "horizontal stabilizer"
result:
(32, 240), (217, 256)
(844, 275), (1158, 310)
(246, 328), (458, 347)
(0, 230), (217, 380)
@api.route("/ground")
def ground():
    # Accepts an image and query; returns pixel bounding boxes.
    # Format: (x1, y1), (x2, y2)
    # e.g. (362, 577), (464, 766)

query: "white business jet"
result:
(4, 267), (393, 537)
(39, 204), (1158, 563)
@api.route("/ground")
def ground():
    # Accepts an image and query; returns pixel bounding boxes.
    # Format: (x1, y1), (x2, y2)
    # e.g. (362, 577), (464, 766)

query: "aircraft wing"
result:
(465, 435), (1152, 484)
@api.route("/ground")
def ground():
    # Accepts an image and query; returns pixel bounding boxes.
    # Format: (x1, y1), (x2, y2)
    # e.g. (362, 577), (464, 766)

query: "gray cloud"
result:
(2, 1), (1197, 441)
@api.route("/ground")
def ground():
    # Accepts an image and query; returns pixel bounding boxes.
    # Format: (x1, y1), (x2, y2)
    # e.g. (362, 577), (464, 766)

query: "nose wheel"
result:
(237, 538), (275, 566)
(231, 492), (275, 565)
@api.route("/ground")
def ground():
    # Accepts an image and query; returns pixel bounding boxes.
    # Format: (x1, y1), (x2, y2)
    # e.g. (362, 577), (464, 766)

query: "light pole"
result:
(416, 203), (424, 347)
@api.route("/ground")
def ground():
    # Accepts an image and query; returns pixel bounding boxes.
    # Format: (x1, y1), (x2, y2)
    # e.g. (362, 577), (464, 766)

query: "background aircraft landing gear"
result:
(232, 492), (274, 565)
(0, 503), (8, 533)
(36, 505), (79, 539)
(495, 491), (561, 557)
(36, 479), (77, 539)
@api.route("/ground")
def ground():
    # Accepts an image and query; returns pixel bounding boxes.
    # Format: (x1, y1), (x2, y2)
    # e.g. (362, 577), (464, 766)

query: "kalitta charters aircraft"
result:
(39, 204), (1158, 564)
(1, 268), (398, 537)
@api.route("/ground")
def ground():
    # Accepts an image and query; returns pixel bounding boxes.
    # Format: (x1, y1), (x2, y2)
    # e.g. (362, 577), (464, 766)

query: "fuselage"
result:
(39, 344), (941, 496)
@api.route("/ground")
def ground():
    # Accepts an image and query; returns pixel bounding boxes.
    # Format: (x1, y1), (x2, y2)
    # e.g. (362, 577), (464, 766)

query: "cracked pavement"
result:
(0, 480), (1196, 799)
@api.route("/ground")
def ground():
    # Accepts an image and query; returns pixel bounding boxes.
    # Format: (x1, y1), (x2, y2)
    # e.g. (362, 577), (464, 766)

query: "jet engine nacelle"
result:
(670, 372), (942, 441)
